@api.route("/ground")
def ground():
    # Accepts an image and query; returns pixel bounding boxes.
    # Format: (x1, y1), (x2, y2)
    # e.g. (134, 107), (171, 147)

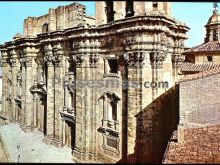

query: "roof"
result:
(206, 9), (220, 26)
(179, 67), (220, 83)
(184, 41), (220, 53)
(181, 62), (220, 72)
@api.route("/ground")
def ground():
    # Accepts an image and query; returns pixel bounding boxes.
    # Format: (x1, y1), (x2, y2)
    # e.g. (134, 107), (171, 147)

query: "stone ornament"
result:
(150, 51), (167, 69)
(72, 54), (85, 67)
(123, 52), (145, 67)
(89, 54), (99, 67)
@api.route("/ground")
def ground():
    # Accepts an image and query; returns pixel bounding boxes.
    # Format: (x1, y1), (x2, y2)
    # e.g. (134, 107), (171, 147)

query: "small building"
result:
(181, 6), (220, 75)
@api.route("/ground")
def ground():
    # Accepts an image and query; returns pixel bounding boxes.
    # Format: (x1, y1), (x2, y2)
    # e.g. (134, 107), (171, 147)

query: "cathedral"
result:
(0, 2), (189, 163)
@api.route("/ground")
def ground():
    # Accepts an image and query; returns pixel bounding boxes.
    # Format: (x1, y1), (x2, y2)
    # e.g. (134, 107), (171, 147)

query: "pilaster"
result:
(123, 52), (145, 162)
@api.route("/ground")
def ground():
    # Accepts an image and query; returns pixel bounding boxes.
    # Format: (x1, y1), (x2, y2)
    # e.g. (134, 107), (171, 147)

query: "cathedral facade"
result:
(0, 2), (189, 163)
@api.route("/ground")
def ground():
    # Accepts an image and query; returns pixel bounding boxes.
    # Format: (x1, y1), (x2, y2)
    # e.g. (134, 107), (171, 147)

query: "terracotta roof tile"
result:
(181, 62), (220, 72)
(178, 67), (220, 83)
(185, 41), (220, 53)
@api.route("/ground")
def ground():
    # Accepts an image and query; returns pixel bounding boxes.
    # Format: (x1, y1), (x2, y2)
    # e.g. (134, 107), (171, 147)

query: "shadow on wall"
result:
(131, 85), (179, 164)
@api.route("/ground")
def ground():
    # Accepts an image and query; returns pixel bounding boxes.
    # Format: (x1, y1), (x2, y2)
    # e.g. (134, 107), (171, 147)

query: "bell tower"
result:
(95, 1), (172, 25)
(205, 2), (220, 42)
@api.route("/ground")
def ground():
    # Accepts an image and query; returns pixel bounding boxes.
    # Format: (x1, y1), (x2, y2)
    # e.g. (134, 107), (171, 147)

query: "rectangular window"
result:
(108, 59), (118, 73)
(153, 2), (158, 11)
(125, 1), (135, 18)
(207, 56), (213, 62)
(213, 30), (218, 41)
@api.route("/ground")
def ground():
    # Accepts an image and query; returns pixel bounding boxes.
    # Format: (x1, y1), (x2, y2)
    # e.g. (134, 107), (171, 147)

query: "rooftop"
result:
(179, 66), (220, 83)
(181, 62), (220, 72)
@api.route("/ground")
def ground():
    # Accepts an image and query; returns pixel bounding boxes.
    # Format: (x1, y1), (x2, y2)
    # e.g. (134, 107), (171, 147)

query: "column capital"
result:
(44, 44), (55, 66)
(123, 52), (145, 68)
(26, 57), (33, 67)
(1, 58), (8, 67)
(89, 54), (99, 67)
(53, 43), (64, 67)
(150, 51), (166, 69)
(72, 54), (85, 67)
(10, 58), (17, 67)
(172, 54), (185, 67)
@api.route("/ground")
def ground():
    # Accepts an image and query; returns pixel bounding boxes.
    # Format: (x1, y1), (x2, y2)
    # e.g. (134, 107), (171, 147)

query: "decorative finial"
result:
(214, 2), (218, 11)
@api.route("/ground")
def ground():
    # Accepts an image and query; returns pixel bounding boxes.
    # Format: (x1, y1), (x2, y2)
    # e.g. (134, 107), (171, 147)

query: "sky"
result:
(0, 2), (215, 47)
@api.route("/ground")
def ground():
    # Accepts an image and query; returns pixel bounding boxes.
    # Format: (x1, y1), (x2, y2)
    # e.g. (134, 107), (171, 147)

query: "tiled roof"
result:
(178, 67), (220, 83)
(181, 62), (220, 72)
(184, 41), (220, 53)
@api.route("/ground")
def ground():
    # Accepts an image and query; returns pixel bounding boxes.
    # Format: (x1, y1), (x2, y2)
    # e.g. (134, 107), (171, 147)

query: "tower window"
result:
(207, 56), (213, 62)
(42, 23), (49, 33)
(153, 2), (158, 11)
(213, 30), (218, 41)
(105, 1), (114, 23)
(107, 59), (118, 73)
(125, 1), (135, 18)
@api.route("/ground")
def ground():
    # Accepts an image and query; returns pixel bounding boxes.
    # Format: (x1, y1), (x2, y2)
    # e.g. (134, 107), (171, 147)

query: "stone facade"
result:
(0, 2), (189, 163)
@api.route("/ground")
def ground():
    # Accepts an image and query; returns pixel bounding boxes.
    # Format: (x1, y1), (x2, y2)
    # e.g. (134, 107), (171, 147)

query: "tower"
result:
(96, 1), (172, 25)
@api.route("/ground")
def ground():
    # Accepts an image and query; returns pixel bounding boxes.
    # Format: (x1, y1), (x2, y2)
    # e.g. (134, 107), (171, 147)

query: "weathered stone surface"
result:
(0, 2), (189, 164)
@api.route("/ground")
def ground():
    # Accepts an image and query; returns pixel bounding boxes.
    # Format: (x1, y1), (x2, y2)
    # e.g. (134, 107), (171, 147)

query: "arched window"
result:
(125, 1), (135, 18)
(42, 23), (49, 33)
(105, 1), (114, 23)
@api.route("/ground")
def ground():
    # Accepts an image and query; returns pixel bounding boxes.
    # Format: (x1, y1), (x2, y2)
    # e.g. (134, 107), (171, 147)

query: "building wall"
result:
(95, 2), (172, 25)
(0, 1), (189, 164)
(179, 73), (220, 127)
(134, 86), (179, 164)
(23, 2), (95, 37)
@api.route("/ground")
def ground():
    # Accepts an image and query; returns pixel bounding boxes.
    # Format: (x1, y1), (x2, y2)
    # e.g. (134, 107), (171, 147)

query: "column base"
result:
(0, 115), (9, 125)
(20, 124), (33, 133)
(72, 149), (99, 163)
(42, 135), (63, 148)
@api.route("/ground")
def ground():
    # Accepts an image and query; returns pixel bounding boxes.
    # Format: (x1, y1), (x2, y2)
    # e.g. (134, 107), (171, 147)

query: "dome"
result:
(206, 9), (220, 25)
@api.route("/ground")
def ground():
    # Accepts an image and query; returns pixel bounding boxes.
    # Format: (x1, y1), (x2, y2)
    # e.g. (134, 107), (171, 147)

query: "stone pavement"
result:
(0, 123), (75, 163)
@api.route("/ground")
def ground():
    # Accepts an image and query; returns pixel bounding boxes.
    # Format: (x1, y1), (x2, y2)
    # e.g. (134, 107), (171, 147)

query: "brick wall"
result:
(133, 85), (179, 163)
(164, 124), (220, 163)
(179, 73), (220, 127)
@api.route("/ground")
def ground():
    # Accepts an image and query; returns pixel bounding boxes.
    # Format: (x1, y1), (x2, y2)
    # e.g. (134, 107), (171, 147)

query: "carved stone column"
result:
(33, 92), (38, 127)
(123, 52), (145, 162)
(0, 51), (9, 119)
(10, 56), (17, 120)
(24, 53), (34, 130)
(172, 54), (185, 82)
(150, 51), (166, 100)
(44, 44), (55, 143)
(20, 57), (26, 125)
(72, 53), (88, 160)
(53, 43), (64, 146)
(9, 50), (18, 121)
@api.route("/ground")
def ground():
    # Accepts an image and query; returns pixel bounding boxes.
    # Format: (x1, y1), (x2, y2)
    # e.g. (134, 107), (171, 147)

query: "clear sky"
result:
(0, 2), (214, 47)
